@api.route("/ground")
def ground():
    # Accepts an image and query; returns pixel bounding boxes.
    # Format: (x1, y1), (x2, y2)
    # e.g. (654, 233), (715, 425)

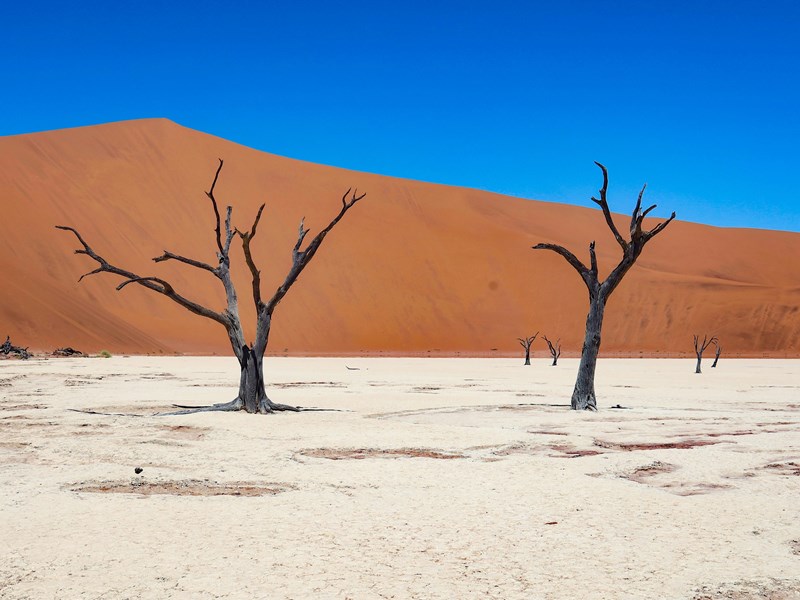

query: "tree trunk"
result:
(571, 296), (605, 410)
(524, 350), (531, 366)
(695, 355), (702, 374)
(551, 356), (558, 367)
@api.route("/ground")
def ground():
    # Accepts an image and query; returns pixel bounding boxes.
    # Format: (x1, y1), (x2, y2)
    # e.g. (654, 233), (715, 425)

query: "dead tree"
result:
(53, 347), (84, 357)
(694, 334), (718, 373)
(543, 335), (561, 366)
(711, 340), (722, 368)
(518, 332), (539, 365)
(1, 336), (31, 360)
(57, 159), (365, 414)
(533, 163), (675, 410)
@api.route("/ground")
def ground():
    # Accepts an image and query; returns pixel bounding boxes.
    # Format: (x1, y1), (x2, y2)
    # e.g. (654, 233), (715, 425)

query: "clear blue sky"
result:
(3, 1), (799, 232)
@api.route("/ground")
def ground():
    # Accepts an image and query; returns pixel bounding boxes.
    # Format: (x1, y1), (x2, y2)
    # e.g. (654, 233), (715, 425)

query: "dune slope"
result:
(1, 118), (798, 356)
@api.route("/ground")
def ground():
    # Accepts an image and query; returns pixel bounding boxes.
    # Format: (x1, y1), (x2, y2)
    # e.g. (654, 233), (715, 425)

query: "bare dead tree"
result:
(1, 336), (31, 360)
(53, 347), (84, 357)
(518, 332), (539, 365)
(711, 339), (722, 368)
(694, 334), (718, 373)
(57, 159), (365, 414)
(533, 163), (675, 410)
(543, 335), (561, 366)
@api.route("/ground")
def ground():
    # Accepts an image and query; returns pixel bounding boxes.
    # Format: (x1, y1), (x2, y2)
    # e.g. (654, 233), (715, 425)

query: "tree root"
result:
(162, 398), (244, 416)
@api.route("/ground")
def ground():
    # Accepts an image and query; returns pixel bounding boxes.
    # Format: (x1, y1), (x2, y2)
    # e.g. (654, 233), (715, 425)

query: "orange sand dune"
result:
(1, 119), (798, 356)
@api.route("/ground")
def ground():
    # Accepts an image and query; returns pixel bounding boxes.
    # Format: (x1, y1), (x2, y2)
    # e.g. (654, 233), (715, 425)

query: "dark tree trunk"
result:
(711, 345), (721, 368)
(571, 297), (605, 410)
(524, 352), (531, 366)
(695, 355), (702, 373)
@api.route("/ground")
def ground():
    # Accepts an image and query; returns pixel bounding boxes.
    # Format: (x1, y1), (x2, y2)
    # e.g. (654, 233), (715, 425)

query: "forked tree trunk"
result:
(695, 355), (703, 374)
(571, 297), (605, 410)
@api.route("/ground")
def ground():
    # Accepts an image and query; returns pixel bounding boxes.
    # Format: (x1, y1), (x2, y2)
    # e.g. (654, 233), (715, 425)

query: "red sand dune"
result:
(1, 119), (798, 356)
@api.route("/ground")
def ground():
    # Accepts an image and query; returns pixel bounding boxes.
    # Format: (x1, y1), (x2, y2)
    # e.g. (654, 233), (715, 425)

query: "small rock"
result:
(134, 467), (143, 474)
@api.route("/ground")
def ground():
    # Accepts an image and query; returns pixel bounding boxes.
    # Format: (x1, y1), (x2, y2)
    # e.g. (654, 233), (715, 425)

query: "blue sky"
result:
(3, 1), (799, 232)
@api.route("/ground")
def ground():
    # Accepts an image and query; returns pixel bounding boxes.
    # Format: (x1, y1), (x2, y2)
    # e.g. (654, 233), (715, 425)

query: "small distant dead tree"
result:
(518, 332), (539, 365)
(1, 336), (31, 360)
(53, 347), (84, 357)
(543, 335), (561, 366)
(58, 159), (365, 414)
(533, 163), (675, 410)
(693, 334), (718, 373)
(711, 340), (722, 368)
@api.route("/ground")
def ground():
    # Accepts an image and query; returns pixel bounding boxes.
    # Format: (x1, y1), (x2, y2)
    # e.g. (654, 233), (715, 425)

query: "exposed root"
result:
(162, 398), (243, 415)
(68, 408), (148, 418)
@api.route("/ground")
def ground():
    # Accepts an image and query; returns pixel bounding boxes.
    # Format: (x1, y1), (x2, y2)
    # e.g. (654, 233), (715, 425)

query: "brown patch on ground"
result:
(548, 444), (605, 458)
(70, 479), (291, 497)
(594, 439), (721, 451)
(159, 424), (210, 440)
(692, 578), (800, 599)
(619, 462), (733, 496)
(299, 447), (465, 460)
(762, 462), (800, 476)
(528, 430), (569, 436)
(705, 431), (756, 437)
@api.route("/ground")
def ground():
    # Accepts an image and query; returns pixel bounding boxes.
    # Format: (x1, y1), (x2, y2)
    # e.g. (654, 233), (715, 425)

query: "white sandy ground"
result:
(0, 357), (799, 599)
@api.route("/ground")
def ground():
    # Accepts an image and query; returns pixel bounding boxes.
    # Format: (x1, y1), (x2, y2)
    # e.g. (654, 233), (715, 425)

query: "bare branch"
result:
(645, 212), (676, 239)
(641, 204), (658, 219)
(153, 251), (216, 274)
(293, 218), (310, 258)
(629, 184), (647, 234)
(532, 243), (596, 290)
(116, 276), (175, 294)
(265, 189), (366, 314)
(205, 158), (225, 257)
(589, 241), (598, 276)
(693, 334), (718, 354)
(56, 225), (230, 328)
(590, 162), (627, 251)
(237, 204), (266, 309)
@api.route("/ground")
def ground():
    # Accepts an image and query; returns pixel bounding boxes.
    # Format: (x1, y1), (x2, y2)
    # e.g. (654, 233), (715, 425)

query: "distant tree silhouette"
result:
(533, 163), (675, 410)
(518, 332), (539, 365)
(58, 160), (365, 414)
(711, 339), (722, 368)
(694, 334), (718, 373)
(543, 335), (561, 366)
